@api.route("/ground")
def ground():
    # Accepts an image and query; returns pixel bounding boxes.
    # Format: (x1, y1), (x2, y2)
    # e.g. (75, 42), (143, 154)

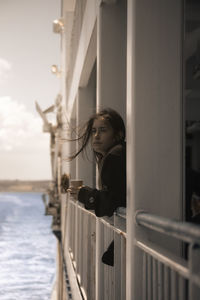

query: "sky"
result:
(0, 0), (61, 180)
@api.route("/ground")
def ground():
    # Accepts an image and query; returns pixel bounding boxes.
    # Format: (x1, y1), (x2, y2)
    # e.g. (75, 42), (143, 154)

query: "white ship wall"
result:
(51, 0), (187, 299)
(126, 0), (183, 298)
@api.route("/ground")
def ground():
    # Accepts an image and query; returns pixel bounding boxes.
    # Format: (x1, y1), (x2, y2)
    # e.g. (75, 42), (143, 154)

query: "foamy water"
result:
(0, 193), (56, 300)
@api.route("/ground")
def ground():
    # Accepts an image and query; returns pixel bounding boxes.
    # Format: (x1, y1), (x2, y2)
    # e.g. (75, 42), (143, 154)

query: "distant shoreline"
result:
(0, 180), (51, 193)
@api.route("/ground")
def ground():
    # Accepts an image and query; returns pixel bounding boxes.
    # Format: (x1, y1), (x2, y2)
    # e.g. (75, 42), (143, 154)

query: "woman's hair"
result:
(70, 108), (126, 161)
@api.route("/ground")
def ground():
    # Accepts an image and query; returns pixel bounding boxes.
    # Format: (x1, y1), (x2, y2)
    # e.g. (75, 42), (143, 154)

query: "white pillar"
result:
(126, 0), (183, 299)
(76, 65), (96, 187)
(97, 0), (127, 120)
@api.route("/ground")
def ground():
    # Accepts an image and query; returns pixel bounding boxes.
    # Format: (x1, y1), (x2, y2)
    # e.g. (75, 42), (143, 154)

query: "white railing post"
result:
(114, 211), (126, 300)
(96, 218), (104, 300)
(87, 214), (96, 299)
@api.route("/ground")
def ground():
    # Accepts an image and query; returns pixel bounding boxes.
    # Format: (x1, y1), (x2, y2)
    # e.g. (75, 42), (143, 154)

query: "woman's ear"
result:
(119, 131), (123, 140)
(116, 131), (124, 142)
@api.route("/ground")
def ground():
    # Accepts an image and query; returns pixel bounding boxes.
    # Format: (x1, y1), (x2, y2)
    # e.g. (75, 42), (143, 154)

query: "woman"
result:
(69, 108), (126, 265)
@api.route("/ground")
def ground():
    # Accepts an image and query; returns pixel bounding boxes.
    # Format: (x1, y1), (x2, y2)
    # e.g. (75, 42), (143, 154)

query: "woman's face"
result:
(91, 117), (116, 156)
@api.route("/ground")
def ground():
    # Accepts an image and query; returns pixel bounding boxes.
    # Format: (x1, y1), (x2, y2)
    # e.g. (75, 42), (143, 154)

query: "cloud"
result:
(0, 96), (50, 151)
(0, 58), (12, 84)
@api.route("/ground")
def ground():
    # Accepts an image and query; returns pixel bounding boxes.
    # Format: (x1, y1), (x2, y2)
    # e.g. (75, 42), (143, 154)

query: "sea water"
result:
(0, 192), (56, 300)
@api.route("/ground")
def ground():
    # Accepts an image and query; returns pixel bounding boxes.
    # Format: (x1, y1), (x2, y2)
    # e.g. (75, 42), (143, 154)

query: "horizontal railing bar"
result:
(115, 207), (126, 219)
(136, 211), (200, 243)
(100, 216), (127, 238)
(137, 240), (200, 288)
(136, 240), (189, 279)
(69, 199), (127, 238)
(69, 199), (96, 217)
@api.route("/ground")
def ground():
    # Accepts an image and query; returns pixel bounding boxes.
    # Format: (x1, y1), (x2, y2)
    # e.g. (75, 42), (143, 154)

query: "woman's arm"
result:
(78, 153), (126, 217)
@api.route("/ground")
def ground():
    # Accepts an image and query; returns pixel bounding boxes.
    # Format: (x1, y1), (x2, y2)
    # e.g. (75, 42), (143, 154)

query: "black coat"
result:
(78, 143), (126, 217)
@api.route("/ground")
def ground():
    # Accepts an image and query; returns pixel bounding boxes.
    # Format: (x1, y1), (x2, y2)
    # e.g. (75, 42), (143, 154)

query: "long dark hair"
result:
(69, 108), (126, 161)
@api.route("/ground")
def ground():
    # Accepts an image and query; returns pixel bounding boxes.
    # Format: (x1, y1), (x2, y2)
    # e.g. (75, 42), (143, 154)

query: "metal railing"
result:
(64, 193), (126, 300)
(61, 197), (200, 299)
(135, 211), (200, 300)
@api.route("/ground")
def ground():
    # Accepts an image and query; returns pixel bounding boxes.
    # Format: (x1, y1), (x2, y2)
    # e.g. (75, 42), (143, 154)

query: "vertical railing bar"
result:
(108, 224), (113, 300)
(170, 269), (178, 300)
(84, 212), (89, 296)
(81, 210), (84, 291)
(86, 214), (91, 298)
(158, 261), (163, 300)
(85, 213), (96, 300)
(143, 252), (147, 300)
(121, 235), (126, 300)
(178, 276), (186, 300)
(80, 208), (85, 289)
(147, 254), (152, 300)
(77, 205), (82, 281)
(76, 204), (79, 277)
(101, 220), (115, 300)
(96, 219), (104, 300)
(91, 215), (96, 300)
(71, 202), (75, 261)
(66, 199), (71, 252)
(68, 201), (72, 253)
(78, 208), (82, 284)
(104, 223), (109, 300)
(62, 194), (68, 250)
(110, 228), (114, 300)
(152, 257), (158, 300)
(73, 202), (76, 260)
(80, 208), (84, 285)
(164, 265), (170, 300)
(114, 231), (121, 300)
(75, 201), (79, 269)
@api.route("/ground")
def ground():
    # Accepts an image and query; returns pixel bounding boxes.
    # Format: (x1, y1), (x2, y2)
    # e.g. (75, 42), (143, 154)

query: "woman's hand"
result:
(67, 185), (83, 196)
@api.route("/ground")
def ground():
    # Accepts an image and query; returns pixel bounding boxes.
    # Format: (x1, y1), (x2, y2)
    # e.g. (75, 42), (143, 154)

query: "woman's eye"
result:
(92, 127), (107, 134)
(100, 127), (106, 132)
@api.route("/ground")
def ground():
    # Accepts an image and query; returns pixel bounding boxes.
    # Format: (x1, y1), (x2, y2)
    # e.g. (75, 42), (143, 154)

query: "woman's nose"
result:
(94, 131), (100, 138)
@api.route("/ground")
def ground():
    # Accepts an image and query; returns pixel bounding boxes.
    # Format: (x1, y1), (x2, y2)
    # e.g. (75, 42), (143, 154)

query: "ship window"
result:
(185, 0), (200, 224)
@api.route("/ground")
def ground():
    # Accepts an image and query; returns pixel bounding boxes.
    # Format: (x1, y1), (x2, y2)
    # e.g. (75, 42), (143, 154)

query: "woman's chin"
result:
(93, 147), (104, 155)
(93, 146), (101, 152)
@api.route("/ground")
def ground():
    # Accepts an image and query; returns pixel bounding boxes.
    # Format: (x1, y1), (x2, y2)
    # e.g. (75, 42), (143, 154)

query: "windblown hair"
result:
(69, 108), (126, 161)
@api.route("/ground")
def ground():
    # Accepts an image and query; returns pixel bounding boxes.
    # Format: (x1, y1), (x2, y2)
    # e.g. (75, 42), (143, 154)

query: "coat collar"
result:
(98, 143), (125, 189)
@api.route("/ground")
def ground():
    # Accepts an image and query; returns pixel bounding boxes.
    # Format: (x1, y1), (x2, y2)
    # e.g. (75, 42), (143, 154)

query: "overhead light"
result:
(51, 65), (61, 77)
(53, 18), (64, 33)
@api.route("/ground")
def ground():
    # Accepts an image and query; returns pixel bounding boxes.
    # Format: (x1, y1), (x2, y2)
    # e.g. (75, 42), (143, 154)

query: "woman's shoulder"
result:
(102, 143), (126, 170)
(101, 143), (126, 187)
(107, 143), (126, 158)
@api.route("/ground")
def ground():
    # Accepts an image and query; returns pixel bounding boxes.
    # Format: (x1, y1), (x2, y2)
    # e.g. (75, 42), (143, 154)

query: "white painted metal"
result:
(50, 0), (200, 299)
(95, 218), (104, 300)
(136, 211), (200, 300)
(114, 212), (126, 300)
(96, 0), (126, 119)
(67, 0), (98, 117)
(64, 193), (126, 300)
(76, 69), (96, 187)
(126, 0), (183, 298)
(63, 198), (200, 299)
